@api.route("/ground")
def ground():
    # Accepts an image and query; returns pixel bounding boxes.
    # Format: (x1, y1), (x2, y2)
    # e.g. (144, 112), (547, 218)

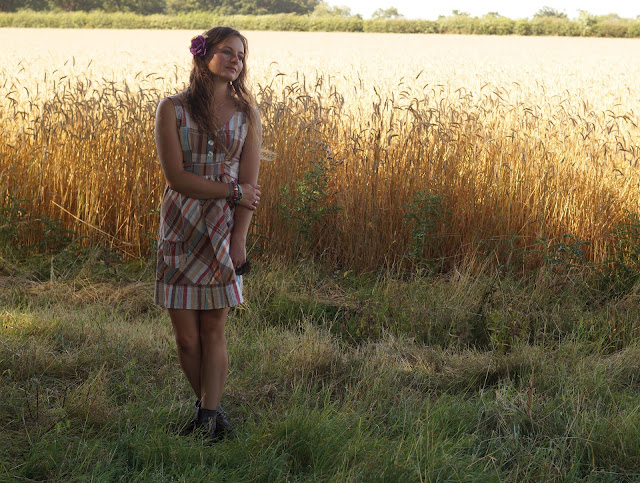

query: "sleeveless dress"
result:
(154, 95), (247, 310)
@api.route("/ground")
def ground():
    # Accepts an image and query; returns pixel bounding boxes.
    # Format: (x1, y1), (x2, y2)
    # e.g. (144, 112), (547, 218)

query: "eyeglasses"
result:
(235, 261), (251, 276)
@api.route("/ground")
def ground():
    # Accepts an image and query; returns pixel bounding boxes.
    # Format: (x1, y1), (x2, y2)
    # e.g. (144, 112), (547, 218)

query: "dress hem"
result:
(154, 278), (243, 310)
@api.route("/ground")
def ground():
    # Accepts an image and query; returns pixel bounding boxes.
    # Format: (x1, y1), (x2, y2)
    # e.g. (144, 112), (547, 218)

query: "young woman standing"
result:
(154, 26), (261, 442)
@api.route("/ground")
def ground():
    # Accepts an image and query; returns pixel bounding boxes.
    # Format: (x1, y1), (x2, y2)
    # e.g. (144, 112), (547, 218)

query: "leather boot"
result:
(179, 399), (201, 436)
(197, 407), (220, 443)
(215, 405), (234, 437)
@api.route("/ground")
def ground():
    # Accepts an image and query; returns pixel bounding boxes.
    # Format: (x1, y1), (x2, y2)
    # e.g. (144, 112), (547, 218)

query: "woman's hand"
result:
(237, 183), (261, 210)
(229, 234), (247, 269)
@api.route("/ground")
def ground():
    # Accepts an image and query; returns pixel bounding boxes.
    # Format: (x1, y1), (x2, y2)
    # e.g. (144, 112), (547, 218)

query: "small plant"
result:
(0, 195), (29, 251)
(37, 217), (76, 253)
(278, 160), (341, 254)
(403, 189), (449, 271)
(595, 212), (640, 298)
(533, 234), (591, 273)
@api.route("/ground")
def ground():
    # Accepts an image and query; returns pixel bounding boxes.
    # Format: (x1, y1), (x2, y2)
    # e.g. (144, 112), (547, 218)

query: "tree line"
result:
(0, 0), (320, 15)
(1, 2), (638, 36)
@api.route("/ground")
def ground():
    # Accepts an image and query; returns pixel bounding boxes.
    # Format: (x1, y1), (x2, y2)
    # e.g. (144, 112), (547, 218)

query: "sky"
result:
(328, 0), (640, 20)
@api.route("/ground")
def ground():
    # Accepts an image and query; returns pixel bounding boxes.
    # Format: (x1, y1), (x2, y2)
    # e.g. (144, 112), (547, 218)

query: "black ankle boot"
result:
(179, 399), (201, 436)
(197, 408), (220, 443)
(215, 405), (234, 436)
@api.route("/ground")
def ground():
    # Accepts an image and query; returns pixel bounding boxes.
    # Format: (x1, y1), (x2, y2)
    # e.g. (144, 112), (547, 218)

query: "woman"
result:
(154, 26), (261, 442)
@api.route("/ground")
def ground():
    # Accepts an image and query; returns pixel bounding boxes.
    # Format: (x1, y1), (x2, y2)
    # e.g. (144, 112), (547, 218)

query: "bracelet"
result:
(228, 181), (243, 204)
(236, 183), (243, 203)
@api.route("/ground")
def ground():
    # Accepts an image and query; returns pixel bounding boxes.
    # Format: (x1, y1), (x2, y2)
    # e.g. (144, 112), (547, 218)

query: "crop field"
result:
(1, 28), (640, 271)
(4, 28), (640, 481)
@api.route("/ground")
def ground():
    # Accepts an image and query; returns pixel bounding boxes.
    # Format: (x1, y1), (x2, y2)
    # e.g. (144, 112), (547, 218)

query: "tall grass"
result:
(2, 257), (640, 480)
(1, 33), (639, 272)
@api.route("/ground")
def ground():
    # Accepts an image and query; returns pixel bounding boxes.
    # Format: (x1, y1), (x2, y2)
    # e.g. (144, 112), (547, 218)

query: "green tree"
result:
(534, 6), (567, 18)
(372, 6), (402, 19)
(0, 0), (21, 10)
(47, 0), (102, 11)
(1, 0), (51, 9)
(166, 0), (203, 13)
(101, 0), (165, 14)
(577, 9), (597, 34)
(312, 1), (352, 17)
(252, 0), (317, 14)
(182, 0), (318, 15)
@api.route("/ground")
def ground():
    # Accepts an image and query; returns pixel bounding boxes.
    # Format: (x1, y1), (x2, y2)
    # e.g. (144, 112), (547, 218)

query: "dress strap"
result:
(168, 96), (193, 167)
(167, 96), (181, 126)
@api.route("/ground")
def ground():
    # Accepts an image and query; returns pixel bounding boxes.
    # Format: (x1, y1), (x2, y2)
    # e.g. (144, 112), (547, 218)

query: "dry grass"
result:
(1, 29), (639, 270)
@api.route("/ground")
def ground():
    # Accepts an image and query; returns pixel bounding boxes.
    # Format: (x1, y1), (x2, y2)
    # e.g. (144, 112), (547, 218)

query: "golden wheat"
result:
(1, 29), (639, 270)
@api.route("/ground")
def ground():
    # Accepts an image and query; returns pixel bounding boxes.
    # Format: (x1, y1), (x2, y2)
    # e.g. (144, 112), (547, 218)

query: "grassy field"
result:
(2, 254), (640, 480)
(2, 29), (640, 480)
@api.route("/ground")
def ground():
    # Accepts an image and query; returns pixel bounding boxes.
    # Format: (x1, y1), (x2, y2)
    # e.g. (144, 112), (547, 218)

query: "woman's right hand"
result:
(238, 183), (261, 210)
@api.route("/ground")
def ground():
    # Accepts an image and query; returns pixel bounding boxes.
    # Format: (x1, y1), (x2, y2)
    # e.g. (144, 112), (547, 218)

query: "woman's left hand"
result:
(229, 235), (247, 270)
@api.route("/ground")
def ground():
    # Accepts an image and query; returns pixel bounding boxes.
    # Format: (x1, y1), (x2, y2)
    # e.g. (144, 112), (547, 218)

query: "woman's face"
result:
(207, 35), (245, 83)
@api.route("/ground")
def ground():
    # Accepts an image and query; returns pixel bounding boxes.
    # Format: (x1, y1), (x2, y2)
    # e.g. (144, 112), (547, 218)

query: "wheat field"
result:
(1, 28), (639, 270)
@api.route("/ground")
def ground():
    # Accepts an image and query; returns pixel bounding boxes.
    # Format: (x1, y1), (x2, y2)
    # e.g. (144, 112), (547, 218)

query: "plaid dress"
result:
(154, 96), (247, 309)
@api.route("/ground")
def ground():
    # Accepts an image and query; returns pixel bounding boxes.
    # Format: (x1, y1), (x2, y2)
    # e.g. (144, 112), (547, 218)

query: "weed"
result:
(278, 160), (341, 255)
(0, 195), (29, 251)
(594, 212), (640, 299)
(534, 233), (591, 273)
(403, 189), (449, 271)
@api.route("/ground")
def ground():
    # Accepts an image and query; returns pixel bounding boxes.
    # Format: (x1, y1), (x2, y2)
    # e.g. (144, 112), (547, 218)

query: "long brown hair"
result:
(185, 26), (256, 146)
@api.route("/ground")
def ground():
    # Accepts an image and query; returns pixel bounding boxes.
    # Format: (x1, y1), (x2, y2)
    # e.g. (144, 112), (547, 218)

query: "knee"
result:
(199, 323), (225, 345)
(174, 333), (200, 355)
(199, 311), (227, 346)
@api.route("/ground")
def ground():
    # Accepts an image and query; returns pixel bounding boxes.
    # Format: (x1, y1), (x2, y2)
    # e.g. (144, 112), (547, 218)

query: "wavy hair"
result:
(185, 26), (256, 148)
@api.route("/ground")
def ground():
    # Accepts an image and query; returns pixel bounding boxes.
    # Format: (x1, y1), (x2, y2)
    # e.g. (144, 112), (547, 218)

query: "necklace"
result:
(214, 94), (232, 112)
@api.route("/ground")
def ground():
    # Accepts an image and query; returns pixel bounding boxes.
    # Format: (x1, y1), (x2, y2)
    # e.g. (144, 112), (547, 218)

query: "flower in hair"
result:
(190, 35), (207, 57)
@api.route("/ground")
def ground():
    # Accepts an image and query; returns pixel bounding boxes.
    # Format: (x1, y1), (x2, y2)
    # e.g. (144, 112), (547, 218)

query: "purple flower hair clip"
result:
(190, 34), (207, 57)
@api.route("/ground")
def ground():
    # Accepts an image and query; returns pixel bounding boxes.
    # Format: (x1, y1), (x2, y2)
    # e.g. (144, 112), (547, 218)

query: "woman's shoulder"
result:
(160, 91), (187, 106)
(158, 92), (190, 125)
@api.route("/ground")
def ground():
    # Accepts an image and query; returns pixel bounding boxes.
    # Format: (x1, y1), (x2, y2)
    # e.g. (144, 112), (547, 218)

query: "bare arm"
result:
(154, 97), (260, 209)
(230, 109), (262, 268)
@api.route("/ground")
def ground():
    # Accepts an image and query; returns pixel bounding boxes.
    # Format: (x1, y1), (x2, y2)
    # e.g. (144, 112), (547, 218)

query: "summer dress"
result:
(154, 95), (247, 309)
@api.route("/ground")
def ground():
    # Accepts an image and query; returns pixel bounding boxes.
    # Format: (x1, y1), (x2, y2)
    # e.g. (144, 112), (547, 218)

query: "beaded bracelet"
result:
(228, 181), (243, 204)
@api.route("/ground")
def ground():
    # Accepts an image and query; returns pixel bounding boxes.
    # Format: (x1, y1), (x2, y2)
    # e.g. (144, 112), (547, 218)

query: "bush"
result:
(594, 20), (630, 38)
(627, 21), (640, 38)
(0, 11), (639, 38)
(278, 161), (341, 256)
(363, 19), (438, 34)
(514, 19), (532, 36)
(403, 190), (449, 271)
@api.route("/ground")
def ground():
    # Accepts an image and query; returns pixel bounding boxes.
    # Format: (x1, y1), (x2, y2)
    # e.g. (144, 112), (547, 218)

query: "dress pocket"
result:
(159, 187), (186, 268)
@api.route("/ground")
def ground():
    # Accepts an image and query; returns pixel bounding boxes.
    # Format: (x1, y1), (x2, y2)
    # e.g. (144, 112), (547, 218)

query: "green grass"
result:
(2, 252), (640, 480)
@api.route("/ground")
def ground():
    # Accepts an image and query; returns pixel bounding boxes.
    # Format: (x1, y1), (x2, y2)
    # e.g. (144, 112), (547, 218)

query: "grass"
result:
(2, 252), (640, 480)
(2, 30), (640, 479)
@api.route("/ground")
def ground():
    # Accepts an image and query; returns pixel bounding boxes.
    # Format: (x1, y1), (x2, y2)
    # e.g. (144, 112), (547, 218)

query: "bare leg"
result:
(199, 308), (229, 410)
(168, 308), (202, 400)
